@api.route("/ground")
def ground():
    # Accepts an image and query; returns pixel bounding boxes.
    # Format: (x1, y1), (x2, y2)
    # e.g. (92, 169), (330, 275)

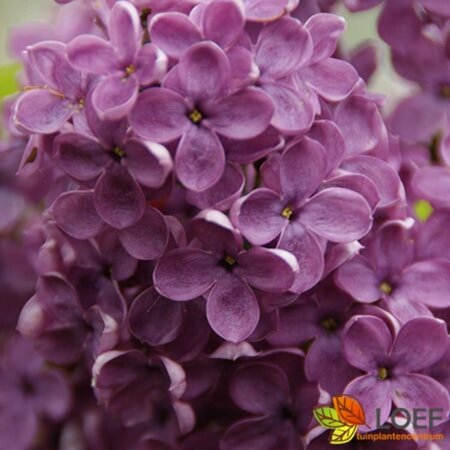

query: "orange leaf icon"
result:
(332, 395), (366, 426)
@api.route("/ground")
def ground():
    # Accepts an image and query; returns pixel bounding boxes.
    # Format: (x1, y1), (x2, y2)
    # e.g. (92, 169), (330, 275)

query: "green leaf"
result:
(330, 424), (357, 445)
(414, 199), (434, 223)
(313, 407), (345, 429)
(0, 63), (21, 99)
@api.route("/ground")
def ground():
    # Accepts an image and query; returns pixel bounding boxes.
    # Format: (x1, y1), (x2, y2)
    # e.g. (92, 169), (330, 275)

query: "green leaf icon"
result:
(330, 424), (357, 445)
(313, 407), (345, 429)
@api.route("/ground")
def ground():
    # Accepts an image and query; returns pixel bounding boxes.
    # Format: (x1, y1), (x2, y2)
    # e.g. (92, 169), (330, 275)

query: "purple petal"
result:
(341, 155), (404, 208)
(324, 173), (380, 211)
(129, 88), (189, 142)
(108, 1), (141, 63)
(302, 59), (359, 101)
(344, 375), (392, 430)
(343, 315), (392, 372)
(229, 363), (290, 414)
(300, 188), (372, 242)
(391, 374), (450, 423)
(256, 17), (313, 79)
(306, 335), (361, 396)
(128, 287), (184, 345)
(186, 163), (244, 211)
(335, 256), (380, 303)
(221, 417), (283, 450)
(206, 273), (259, 342)
(262, 81), (315, 135)
(236, 248), (297, 292)
(67, 35), (119, 74)
(149, 12), (201, 59)
(244, 0), (289, 21)
(92, 74), (138, 120)
(154, 248), (220, 301)
(135, 44), (167, 86)
(119, 206), (168, 260)
(55, 132), (109, 181)
(175, 125), (225, 191)
(278, 220), (324, 294)
(280, 137), (327, 201)
(206, 87), (274, 140)
(421, 0), (450, 16)
(94, 166), (145, 229)
(224, 126), (283, 164)
(412, 166), (450, 209)
(391, 318), (448, 373)
(389, 93), (444, 143)
(203, 0), (245, 48)
(14, 89), (72, 134)
(335, 94), (385, 155)
(395, 259), (450, 309)
(231, 188), (285, 245)
(308, 119), (345, 175)
(53, 190), (104, 239)
(123, 139), (172, 188)
(178, 41), (230, 101)
(305, 13), (346, 63)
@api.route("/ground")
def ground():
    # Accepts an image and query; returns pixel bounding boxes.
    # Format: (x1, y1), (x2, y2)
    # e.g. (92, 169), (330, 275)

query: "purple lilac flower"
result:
(154, 210), (298, 342)
(130, 41), (274, 191)
(343, 315), (449, 430)
(335, 220), (450, 321)
(232, 132), (372, 293)
(67, 1), (167, 120)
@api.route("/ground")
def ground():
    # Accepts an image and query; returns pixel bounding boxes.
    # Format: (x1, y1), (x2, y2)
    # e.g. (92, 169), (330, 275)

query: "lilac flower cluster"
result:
(0, 0), (449, 449)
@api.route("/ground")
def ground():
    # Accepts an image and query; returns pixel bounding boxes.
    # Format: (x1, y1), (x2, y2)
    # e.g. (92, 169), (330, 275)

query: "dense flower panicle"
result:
(0, 0), (449, 448)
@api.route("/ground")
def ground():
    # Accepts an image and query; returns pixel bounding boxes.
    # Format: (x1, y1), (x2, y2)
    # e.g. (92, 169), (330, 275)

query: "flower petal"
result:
(300, 188), (372, 242)
(109, 1), (141, 63)
(256, 17), (313, 78)
(123, 139), (172, 188)
(55, 132), (109, 181)
(206, 87), (274, 140)
(236, 247), (298, 292)
(395, 259), (450, 308)
(128, 287), (184, 345)
(231, 188), (285, 245)
(280, 136), (327, 201)
(278, 220), (324, 294)
(391, 374), (450, 424)
(129, 87), (189, 142)
(119, 206), (169, 260)
(335, 256), (380, 303)
(305, 13), (346, 63)
(67, 34), (119, 74)
(175, 125), (225, 191)
(149, 12), (201, 59)
(94, 166), (145, 229)
(412, 166), (450, 209)
(391, 317), (448, 373)
(244, 0), (288, 21)
(92, 73), (138, 120)
(203, 0), (245, 48)
(53, 190), (104, 239)
(229, 363), (290, 414)
(178, 41), (230, 101)
(154, 248), (220, 301)
(262, 82), (315, 135)
(343, 315), (392, 372)
(14, 89), (72, 134)
(206, 273), (259, 342)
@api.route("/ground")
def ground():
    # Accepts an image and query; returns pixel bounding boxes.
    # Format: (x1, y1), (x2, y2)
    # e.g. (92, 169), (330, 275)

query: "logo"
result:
(313, 395), (445, 445)
(313, 395), (365, 445)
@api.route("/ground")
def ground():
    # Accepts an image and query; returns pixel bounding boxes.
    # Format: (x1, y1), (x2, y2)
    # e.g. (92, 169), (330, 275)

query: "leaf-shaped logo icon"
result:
(332, 395), (366, 426)
(313, 407), (345, 429)
(330, 424), (357, 445)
